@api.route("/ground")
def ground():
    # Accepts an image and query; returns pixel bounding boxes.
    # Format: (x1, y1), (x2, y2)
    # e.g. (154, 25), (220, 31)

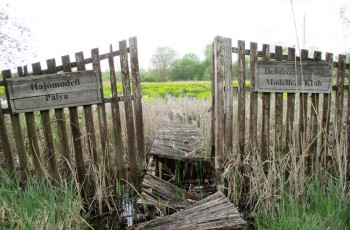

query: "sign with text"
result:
(255, 61), (332, 93)
(6, 70), (102, 113)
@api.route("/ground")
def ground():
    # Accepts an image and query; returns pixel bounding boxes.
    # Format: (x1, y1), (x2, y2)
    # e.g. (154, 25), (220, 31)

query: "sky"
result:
(2, 0), (350, 71)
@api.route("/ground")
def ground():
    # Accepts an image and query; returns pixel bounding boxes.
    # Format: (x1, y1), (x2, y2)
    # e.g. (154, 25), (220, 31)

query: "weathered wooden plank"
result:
(62, 55), (86, 185)
(298, 50), (309, 156)
(92, 48), (109, 163)
(309, 51), (321, 173)
(321, 53), (333, 170)
(274, 46), (283, 154)
(249, 42), (258, 153)
(210, 42), (216, 163)
(128, 191), (246, 230)
(6, 71), (102, 113)
(137, 173), (199, 210)
(17, 67), (44, 178)
(261, 44), (271, 169)
(129, 37), (146, 169)
(214, 36), (226, 191)
(3, 69), (30, 180)
(238, 40), (245, 157)
(47, 58), (71, 174)
(224, 38), (233, 151)
(285, 48), (296, 149)
(0, 98), (16, 178)
(108, 44), (125, 178)
(335, 54), (345, 142)
(119, 40), (137, 182)
(32, 63), (59, 180)
(76, 52), (98, 164)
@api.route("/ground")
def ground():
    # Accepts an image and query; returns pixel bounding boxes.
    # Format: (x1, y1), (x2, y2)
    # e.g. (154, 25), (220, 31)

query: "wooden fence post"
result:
(237, 40), (245, 157)
(76, 52), (98, 164)
(92, 48), (109, 163)
(32, 63), (59, 181)
(261, 44), (271, 172)
(62, 55), (86, 186)
(249, 42), (258, 153)
(213, 36), (231, 191)
(18, 66), (45, 178)
(119, 39), (138, 183)
(274, 46), (283, 154)
(309, 51), (321, 174)
(108, 45), (126, 178)
(3, 70), (30, 181)
(0, 97), (15, 178)
(129, 37), (146, 169)
(47, 59), (71, 174)
(285, 48), (296, 150)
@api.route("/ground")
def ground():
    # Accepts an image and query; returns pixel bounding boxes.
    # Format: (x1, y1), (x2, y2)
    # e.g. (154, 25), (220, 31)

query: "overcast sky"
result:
(2, 0), (350, 70)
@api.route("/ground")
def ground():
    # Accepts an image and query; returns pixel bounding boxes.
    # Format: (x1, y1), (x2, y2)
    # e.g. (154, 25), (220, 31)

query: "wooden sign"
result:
(6, 70), (102, 113)
(255, 61), (332, 93)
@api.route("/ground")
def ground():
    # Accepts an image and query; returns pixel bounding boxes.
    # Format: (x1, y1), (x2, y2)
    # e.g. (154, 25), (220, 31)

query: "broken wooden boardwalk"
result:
(129, 191), (246, 230)
(131, 122), (245, 229)
(150, 122), (206, 163)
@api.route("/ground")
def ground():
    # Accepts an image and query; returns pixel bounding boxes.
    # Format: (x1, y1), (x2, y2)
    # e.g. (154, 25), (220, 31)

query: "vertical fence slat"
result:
(18, 67), (44, 178)
(321, 53), (333, 170)
(3, 70), (30, 180)
(249, 42), (258, 153)
(214, 36), (225, 191)
(261, 44), (271, 169)
(62, 55), (86, 185)
(92, 48), (109, 161)
(210, 42), (216, 163)
(309, 51), (321, 173)
(108, 45), (126, 178)
(47, 59), (71, 172)
(224, 38), (233, 151)
(237, 40), (245, 156)
(32, 63), (59, 180)
(335, 54), (345, 143)
(129, 37), (146, 168)
(298, 50), (309, 158)
(119, 39), (138, 182)
(274, 46), (283, 154)
(285, 48), (296, 149)
(0, 98), (15, 178)
(346, 57), (350, 173)
(76, 52), (98, 164)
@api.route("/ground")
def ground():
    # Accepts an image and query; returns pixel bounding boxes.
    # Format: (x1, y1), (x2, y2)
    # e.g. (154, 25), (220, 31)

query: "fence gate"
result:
(211, 36), (350, 209)
(0, 37), (144, 185)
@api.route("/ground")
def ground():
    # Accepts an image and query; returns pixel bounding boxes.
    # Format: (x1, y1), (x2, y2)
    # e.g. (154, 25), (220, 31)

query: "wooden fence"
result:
(0, 37), (145, 184)
(211, 36), (350, 191)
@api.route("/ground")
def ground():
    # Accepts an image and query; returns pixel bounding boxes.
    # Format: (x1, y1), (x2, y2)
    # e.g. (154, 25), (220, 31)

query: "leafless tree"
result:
(0, 5), (32, 70)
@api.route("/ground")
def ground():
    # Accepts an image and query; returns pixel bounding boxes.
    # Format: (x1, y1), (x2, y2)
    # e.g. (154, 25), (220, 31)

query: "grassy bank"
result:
(0, 169), (89, 229)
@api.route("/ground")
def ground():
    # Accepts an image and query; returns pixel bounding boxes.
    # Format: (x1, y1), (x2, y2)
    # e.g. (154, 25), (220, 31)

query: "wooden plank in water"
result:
(129, 191), (246, 230)
(137, 173), (199, 210)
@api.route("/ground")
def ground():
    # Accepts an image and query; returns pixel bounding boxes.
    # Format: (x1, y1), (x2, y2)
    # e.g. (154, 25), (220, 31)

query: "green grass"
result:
(0, 169), (89, 229)
(255, 179), (350, 230)
(102, 81), (251, 99)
